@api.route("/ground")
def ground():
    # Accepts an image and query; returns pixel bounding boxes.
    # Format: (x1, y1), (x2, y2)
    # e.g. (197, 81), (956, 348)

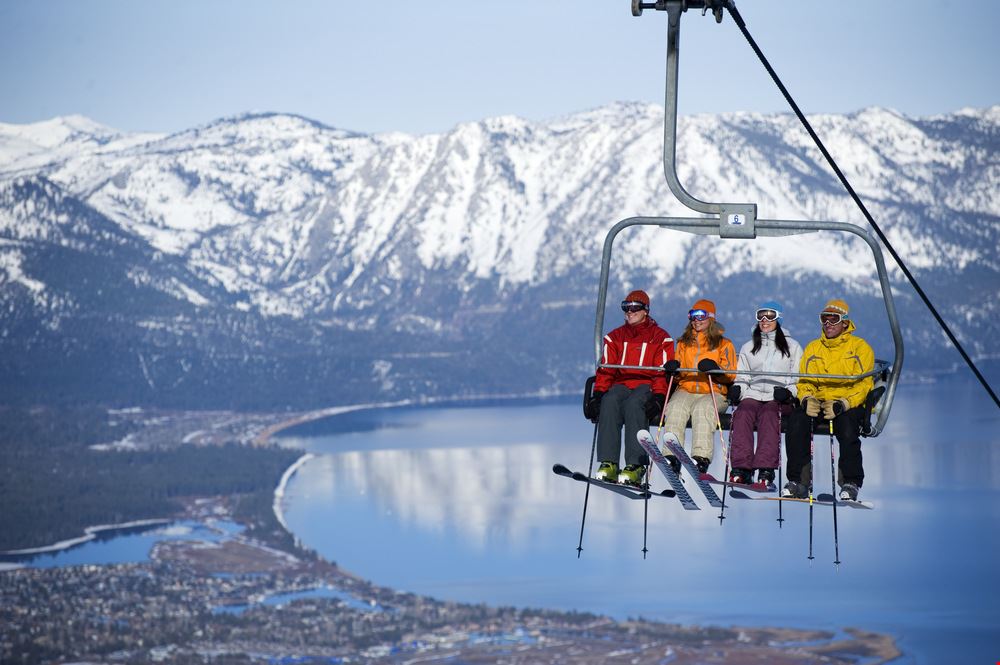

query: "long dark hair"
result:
(751, 322), (791, 357)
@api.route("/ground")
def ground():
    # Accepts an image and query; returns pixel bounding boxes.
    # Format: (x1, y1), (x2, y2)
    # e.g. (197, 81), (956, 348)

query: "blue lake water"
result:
(4, 520), (241, 568)
(276, 376), (1000, 664)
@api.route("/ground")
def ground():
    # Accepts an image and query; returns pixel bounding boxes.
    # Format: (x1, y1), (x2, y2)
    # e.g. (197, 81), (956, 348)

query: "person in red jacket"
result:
(584, 289), (674, 486)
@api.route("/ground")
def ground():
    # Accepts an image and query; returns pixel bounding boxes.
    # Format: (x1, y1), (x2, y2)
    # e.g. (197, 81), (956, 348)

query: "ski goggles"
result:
(820, 312), (847, 325)
(621, 301), (648, 313)
(688, 308), (714, 321)
(755, 309), (779, 322)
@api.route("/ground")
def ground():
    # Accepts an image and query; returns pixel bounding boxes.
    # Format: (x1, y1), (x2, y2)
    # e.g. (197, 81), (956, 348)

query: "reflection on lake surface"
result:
(277, 378), (1000, 664)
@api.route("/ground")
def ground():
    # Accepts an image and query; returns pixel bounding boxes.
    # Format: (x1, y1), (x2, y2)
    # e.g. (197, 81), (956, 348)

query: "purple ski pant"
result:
(729, 398), (789, 470)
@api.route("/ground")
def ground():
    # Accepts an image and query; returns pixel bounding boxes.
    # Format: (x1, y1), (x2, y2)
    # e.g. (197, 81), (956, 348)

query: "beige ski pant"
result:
(662, 389), (727, 462)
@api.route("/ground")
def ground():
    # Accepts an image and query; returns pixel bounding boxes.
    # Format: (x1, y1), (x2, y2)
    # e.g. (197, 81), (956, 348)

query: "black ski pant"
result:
(784, 405), (865, 488)
(596, 383), (652, 468)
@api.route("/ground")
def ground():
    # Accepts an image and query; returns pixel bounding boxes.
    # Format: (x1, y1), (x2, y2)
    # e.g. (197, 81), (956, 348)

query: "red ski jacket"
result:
(595, 317), (674, 396)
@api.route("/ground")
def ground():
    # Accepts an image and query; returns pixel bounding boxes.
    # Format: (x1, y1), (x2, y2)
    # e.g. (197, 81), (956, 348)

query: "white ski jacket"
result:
(734, 329), (803, 402)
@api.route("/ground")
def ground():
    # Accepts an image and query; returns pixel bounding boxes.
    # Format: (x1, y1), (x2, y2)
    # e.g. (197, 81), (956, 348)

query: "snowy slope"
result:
(0, 105), (996, 408)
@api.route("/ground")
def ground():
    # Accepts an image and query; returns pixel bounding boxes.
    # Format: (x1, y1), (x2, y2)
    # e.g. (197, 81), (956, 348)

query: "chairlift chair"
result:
(587, 1), (903, 438)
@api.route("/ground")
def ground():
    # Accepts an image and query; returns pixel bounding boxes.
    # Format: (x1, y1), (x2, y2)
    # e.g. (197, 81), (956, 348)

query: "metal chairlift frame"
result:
(593, 1), (903, 436)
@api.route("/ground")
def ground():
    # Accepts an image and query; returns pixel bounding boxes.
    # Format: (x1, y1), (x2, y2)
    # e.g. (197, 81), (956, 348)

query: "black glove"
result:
(697, 358), (720, 373)
(663, 359), (680, 376)
(727, 385), (742, 405)
(584, 391), (605, 422)
(644, 393), (666, 421)
(773, 387), (793, 404)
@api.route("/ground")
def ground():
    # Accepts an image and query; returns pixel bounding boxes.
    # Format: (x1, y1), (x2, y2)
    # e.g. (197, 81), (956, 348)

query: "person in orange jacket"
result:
(661, 299), (736, 474)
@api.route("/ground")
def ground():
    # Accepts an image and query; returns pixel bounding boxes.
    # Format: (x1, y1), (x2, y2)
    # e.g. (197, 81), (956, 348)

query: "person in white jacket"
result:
(727, 301), (803, 488)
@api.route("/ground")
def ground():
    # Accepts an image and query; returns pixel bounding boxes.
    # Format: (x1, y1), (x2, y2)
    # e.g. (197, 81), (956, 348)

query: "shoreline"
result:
(1, 518), (171, 557)
(272, 452), (315, 531)
(253, 389), (576, 446)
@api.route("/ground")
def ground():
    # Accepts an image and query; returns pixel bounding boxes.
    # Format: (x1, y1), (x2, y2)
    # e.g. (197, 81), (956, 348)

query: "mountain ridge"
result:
(1, 104), (997, 408)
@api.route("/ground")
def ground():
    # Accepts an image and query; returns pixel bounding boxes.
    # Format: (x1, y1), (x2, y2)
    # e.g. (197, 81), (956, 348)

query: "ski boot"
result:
(757, 468), (776, 490)
(618, 464), (646, 487)
(781, 480), (807, 499)
(839, 482), (859, 501)
(595, 461), (619, 483)
(664, 455), (682, 476)
(693, 456), (711, 474)
(728, 468), (752, 485)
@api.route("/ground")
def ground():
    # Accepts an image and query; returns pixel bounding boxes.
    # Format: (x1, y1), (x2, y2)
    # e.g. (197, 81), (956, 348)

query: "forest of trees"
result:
(0, 406), (300, 551)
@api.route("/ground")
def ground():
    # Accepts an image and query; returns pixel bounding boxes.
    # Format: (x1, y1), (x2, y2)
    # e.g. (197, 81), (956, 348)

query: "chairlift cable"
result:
(724, 2), (999, 409)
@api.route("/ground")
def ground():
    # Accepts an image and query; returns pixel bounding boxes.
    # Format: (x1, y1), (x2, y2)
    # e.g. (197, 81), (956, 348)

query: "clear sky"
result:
(1, 0), (998, 135)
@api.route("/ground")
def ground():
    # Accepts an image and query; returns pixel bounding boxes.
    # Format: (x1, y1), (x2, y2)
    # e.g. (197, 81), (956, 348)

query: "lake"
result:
(275, 376), (1000, 664)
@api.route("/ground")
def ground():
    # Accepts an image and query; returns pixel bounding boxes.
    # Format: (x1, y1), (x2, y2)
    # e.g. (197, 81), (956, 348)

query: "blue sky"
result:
(2, 0), (998, 135)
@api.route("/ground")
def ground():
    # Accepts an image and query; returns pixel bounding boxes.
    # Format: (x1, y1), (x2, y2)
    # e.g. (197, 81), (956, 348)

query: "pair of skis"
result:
(553, 423), (709, 556)
(551, 463), (677, 501)
(553, 428), (728, 512)
(636, 428), (713, 510)
(727, 489), (874, 510)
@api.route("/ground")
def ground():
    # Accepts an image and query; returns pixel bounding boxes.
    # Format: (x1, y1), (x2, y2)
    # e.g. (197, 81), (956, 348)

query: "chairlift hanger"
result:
(591, 0), (904, 436)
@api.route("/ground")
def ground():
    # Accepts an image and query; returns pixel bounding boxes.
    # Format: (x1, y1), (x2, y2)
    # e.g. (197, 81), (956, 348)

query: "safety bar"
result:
(598, 361), (891, 382)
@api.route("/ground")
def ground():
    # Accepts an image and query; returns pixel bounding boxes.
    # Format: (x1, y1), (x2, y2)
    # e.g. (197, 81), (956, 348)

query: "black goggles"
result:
(756, 310), (779, 322)
(621, 301), (647, 313)
(820, 312), (846, 325)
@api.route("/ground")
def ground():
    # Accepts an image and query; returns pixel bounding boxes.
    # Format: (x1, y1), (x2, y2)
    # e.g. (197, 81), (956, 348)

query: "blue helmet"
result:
(756, 300), (783, 324)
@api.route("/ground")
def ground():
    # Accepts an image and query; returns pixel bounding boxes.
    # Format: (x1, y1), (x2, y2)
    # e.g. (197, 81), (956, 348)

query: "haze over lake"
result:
(276, 375), (1000, 664)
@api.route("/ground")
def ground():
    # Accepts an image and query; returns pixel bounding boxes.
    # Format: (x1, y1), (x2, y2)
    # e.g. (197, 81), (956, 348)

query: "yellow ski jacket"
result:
(796, 320), (874, 409)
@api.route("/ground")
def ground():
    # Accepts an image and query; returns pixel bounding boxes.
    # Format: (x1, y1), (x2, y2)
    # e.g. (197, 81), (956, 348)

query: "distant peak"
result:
(191, 112), (361, 139)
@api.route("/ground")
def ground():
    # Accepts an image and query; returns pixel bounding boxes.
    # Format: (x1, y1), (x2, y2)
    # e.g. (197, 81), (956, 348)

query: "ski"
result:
(700, 473), (776, 494)
(816, 493), (875, 510)
(635, 431), (700, 510)
(655, 431), (724, 508)
(552, 464), (676, 501)
(728, 489), (874, 510)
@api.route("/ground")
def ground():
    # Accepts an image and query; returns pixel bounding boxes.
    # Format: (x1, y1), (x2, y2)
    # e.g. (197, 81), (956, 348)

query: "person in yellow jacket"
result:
(661, 299), (737, 474)
(782, 298), (875, 502)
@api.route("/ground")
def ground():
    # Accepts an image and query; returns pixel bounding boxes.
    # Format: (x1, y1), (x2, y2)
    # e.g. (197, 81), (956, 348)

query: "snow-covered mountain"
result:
(1, 105), (997, 408)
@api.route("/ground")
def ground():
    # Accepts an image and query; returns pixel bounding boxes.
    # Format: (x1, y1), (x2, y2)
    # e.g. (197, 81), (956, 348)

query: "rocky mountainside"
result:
(1, 105), (997, 408)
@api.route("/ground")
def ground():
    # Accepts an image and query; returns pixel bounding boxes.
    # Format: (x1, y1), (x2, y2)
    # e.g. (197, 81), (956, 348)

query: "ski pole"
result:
(630, 368), (679, 558)
(706, 375), (730, 524)
(777, 405), (784, 527)
(641, 478), (650, 559)
(653, 374), (675, 449)
(575, 420), (599, 558)
(807, 422), (815, 562)
(829, 419), (841, 566)
(641, 373), (675, 557)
